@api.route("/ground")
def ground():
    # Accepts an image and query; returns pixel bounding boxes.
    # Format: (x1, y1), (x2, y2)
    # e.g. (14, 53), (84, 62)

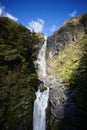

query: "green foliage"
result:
(47, 13), (87, 129)
(0, 16), (39, 129)
(48, 35), (87, 129)
(69, 35), (87, 129)
(66, 21), (75, 28)
(79, 13), (87, 34)
(79, 13), (87, 26)
(47, 40), (82, 81)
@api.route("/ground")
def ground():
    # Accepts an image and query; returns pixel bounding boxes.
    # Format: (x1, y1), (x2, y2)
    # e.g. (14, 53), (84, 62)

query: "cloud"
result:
(0, 7), (3, 15)
(5, 13), (18, 21)
(68, 11), (77, 17)
(50, 25), (57, 32)
(27, 18), (44, 32)
(0, 5), (5, 15)
(0, 3), (18, 21)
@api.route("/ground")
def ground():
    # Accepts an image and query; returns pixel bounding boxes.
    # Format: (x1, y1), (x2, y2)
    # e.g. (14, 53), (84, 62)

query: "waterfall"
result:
(33, 87), (49, 130)
(33, 38), (49, 130)
(37, 40), (47, 76)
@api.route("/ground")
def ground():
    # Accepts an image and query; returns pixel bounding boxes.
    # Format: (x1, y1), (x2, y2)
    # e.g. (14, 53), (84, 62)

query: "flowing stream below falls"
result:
(33, 39), (49, 130)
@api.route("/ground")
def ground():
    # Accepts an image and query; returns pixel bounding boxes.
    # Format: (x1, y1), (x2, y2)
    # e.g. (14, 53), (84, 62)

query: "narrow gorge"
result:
(33, 13), (87, 130)
(33, 39), (49, 130)
(0, 12), (87, 130)
(33, 32), (77, 130)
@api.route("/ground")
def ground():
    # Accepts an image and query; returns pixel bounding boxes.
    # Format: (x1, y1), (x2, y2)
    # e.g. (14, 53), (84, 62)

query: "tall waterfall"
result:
(37, 40), (47, 76)
(33, 39), (49, 130)
(33, 87), (49, 130)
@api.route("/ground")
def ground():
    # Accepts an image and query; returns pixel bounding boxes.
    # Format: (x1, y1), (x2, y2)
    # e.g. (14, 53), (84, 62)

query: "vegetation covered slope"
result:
(47, 37), (84, 80)
(0, 17), (40, 130)
(47, 13), (87, 58)
(70, 35), (87, 130)
(47, 13), (87, 129)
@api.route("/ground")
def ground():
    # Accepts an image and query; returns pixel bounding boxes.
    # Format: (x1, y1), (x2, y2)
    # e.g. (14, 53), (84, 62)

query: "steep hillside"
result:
(47, 13), (87, 57)
(0, 17), (40, 130)
(47, 13), (87, 130)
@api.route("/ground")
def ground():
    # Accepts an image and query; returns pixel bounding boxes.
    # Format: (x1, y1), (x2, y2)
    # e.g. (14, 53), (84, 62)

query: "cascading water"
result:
(33, 39), (49, 130)
(33, 87), (49, 130)
(37, 40), (47, 76)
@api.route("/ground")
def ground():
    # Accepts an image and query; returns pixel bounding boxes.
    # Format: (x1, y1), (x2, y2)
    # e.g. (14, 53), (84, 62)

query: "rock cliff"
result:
(46, 13), (87, 130)
(47, 13), (87, 57)
(37, 76), (77, 130)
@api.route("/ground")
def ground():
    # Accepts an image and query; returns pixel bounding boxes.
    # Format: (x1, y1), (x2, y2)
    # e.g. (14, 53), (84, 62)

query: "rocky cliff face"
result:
(38, 76), (77, 130)
(44, 77), (77, 130)
(47, 13), (87, 57)
(46, 13), (87, 130)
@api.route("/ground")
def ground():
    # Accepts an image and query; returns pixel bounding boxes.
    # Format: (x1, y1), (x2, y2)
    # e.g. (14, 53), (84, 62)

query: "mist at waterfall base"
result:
(33, 40), (49, 130)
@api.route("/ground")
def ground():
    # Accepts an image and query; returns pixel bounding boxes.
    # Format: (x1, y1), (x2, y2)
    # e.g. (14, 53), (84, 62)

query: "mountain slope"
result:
(47, 13), (87, 57)
(47, 13), (87, 130)
(0, 17), (40, 130)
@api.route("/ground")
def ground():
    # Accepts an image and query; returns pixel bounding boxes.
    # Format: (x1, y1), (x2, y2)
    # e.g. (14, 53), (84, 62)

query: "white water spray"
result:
(33, 39), (49, 130)
(37, 40), (47, 76)
(33, 87), (49, 130)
